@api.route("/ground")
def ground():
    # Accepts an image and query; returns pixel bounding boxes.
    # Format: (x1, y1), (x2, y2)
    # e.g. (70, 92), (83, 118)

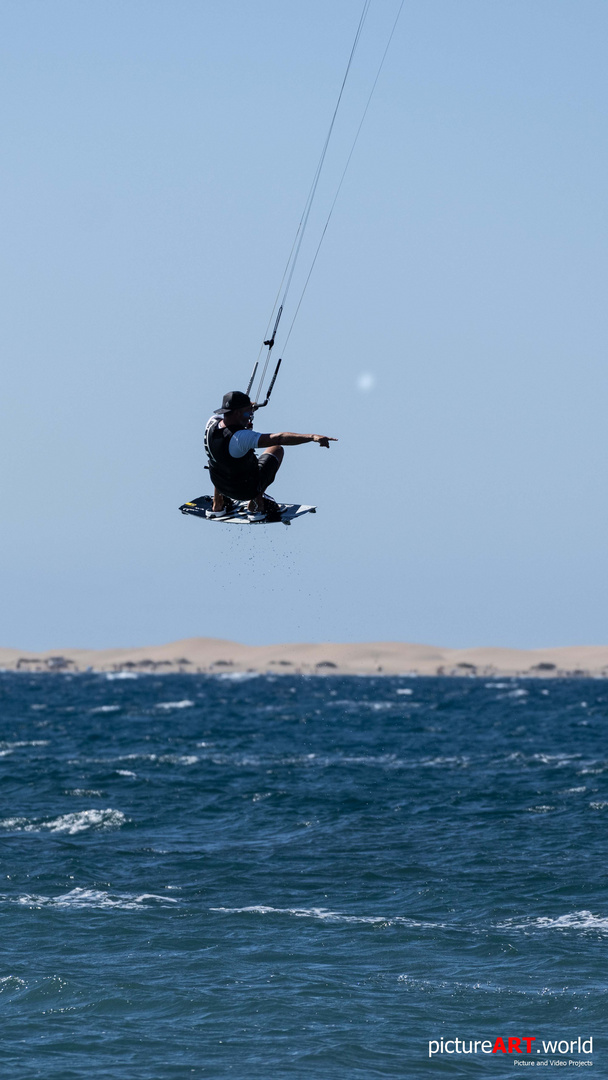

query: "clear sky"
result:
(2, 0), (608, 650)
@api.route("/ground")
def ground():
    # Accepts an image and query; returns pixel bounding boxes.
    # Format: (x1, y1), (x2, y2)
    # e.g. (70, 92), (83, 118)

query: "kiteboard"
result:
(179, 496), (316, 526)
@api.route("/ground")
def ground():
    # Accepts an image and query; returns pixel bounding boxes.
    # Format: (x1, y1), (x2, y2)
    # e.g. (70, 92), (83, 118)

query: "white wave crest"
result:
(158, 754), (199, 766)
(0, 809), (127, 834)
(0, 740), (48, 748)
(0, 976), (26, 990)
(210, 905), (440, 928)
(533, 753), (581, 764)
(156, 700), (194, 710)
(90, 705), (121, 713)
(216, 671), (260, 682)
(106, 672), (138, 680)
(499, 911), (608, 933)
(14, 888), (178, 911)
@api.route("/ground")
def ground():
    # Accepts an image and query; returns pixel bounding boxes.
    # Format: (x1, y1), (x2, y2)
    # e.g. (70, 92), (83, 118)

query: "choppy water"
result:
(0, 673), (606, 1077)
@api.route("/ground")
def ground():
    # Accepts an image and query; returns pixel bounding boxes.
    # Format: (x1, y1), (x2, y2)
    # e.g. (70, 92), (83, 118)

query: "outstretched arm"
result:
(258, 432), (337, 449)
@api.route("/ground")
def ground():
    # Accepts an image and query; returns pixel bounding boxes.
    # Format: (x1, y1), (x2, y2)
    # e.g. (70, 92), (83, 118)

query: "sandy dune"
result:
(1, 638), (608, 676)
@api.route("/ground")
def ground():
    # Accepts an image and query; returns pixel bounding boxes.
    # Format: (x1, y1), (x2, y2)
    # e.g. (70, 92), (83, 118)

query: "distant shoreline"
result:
(2, 638), (608, 677)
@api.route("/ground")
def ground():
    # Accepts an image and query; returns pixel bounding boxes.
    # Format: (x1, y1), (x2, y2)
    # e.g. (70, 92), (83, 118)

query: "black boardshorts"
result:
(211, 452), (280, 501)
(256, 452), (280, 492)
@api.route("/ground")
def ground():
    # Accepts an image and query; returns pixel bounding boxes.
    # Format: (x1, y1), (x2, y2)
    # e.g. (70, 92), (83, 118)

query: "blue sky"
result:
(2, 0), (608, 649)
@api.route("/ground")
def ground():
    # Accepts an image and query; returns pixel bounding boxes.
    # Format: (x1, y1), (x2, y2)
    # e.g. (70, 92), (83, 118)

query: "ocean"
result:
(0, 672), (605, 1077)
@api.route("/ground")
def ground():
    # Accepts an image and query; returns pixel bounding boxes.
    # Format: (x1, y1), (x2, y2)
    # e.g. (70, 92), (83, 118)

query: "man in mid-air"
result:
(204, 390), (336, 521)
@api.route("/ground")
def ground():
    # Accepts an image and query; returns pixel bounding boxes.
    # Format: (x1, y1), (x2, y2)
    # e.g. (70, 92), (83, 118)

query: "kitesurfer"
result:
(205, 390), (336, 521)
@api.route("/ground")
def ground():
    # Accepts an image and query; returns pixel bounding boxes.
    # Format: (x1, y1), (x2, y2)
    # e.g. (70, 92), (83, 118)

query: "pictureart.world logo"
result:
(427, 1036), (594, 1061)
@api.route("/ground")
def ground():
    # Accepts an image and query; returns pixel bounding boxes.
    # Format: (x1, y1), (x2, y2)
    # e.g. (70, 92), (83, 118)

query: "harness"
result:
(204, 417), (260, 499)
(204, 415), (231, 464)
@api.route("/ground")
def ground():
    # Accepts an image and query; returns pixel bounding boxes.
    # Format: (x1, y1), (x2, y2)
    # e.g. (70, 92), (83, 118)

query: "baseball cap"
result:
(215, 390), (252, 414)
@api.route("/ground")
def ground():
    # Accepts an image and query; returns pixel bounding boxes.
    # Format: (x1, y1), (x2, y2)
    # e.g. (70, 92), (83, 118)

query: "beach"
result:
(3, 638), (608, 677)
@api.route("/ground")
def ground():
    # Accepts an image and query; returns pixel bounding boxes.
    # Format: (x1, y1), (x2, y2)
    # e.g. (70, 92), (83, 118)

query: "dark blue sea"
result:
(1, 673), (605, 1077)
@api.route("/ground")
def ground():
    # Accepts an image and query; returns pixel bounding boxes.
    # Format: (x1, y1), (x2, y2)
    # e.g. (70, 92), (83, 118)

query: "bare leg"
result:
(212, 488), (225, 512)
(248, 446), (284, 511)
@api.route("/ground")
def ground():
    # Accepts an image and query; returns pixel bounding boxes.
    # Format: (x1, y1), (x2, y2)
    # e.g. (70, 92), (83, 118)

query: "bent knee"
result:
(267, 445), (284, 462)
